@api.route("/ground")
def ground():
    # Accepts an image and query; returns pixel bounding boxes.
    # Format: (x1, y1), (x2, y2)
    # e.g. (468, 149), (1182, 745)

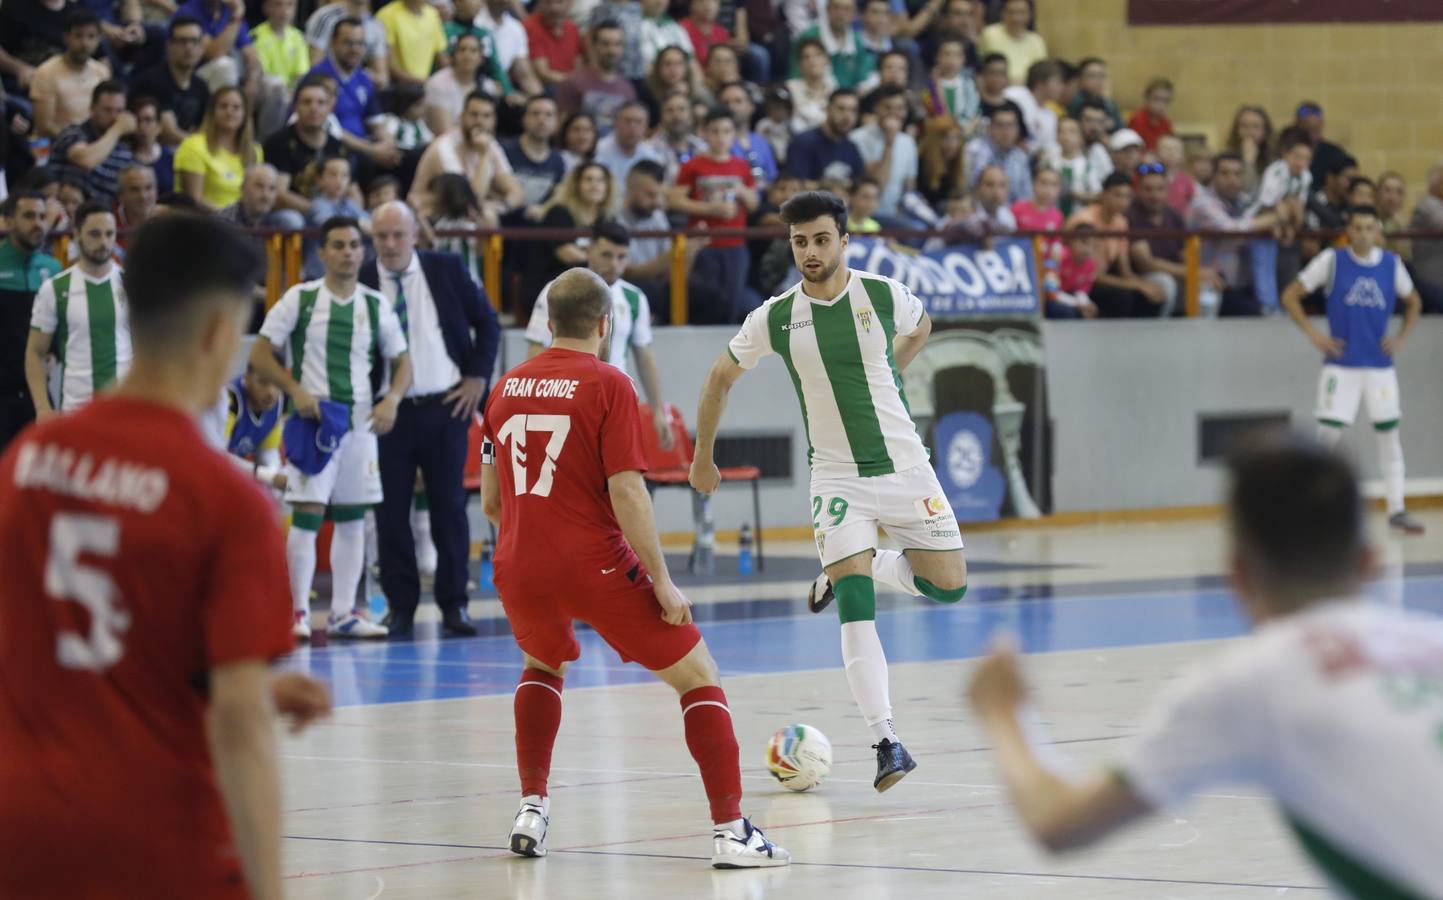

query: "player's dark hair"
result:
(320, 216), (362, 244)
(168, 14), (202, 38)
(64, 8), (100, 32)
(703, 106), (733, 128)
(593, 217), (631, 247)
(548, 269), (612, 339)
(123, 214), (263, 350)
(780, 190), (848, 236)
(1102, 171), (1132, 190)
(74, 201), (113, 229)
(1227, 437), (1364, 607)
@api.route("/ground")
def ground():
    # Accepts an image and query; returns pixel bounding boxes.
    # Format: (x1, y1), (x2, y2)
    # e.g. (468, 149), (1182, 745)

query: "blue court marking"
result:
(289, 573), (1443, 709)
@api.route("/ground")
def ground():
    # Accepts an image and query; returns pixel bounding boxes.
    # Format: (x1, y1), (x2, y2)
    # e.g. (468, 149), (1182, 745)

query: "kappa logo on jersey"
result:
(782, 319), (814, 332)
(857, 308), (873, 332)
(1342, 277), (1387, 310)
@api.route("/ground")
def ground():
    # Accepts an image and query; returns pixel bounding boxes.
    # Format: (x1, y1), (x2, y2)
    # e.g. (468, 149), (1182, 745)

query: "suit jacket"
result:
(361, 249), (500, 385)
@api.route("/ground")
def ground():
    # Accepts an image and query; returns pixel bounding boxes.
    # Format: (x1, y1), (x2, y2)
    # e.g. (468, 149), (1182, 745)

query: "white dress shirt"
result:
(382, 253), (463, 397)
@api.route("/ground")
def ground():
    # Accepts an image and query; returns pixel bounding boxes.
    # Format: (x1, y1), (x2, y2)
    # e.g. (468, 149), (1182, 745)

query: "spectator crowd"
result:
(2, 0), (1443, 326)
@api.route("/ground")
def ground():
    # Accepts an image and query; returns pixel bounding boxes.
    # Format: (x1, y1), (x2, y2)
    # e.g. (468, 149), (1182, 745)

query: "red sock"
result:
(679, 686), (743, 824)
(515, 668), (564, 798)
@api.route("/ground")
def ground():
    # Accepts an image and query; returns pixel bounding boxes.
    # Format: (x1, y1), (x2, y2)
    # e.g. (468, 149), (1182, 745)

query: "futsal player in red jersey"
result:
(0, 214), (331, 900)
(481, 269), (789, 869)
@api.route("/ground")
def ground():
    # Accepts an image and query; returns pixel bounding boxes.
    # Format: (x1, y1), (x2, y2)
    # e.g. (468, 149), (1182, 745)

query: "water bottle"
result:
(479, 535), (495, 591)
(737, 523), (754, 575)
(690, 492), (716, 575)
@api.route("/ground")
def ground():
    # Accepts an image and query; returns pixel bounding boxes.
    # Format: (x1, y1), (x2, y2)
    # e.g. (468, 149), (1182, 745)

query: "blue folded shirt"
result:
(282, 400), (351, 475)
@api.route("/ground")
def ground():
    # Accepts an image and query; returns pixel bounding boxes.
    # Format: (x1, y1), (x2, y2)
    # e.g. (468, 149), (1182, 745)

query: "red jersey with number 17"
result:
(482, 347), (650, 594)
(0, 396), (293, 899)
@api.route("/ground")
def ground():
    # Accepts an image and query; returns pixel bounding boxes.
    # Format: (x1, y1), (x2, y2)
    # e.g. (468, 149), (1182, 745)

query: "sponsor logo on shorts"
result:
(814, 530), (825, 556)
(930, 529), (960, 538)
(920, 495), (948, 517)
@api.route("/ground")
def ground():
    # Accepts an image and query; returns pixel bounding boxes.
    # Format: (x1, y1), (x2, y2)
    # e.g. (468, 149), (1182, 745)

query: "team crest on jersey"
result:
(857, 308), (873, 332)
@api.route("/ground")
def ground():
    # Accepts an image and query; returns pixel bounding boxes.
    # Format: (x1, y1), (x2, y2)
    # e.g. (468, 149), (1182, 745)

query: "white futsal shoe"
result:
(509, 796), (550, 857)
(327, 608), (388, 639)
(711, 818), (790, 869)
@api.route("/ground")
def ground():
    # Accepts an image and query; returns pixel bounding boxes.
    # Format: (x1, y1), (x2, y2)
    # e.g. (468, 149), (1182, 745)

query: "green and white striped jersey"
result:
(29, 264), (131, 411)
(524, 276), (653, 382)
(728, 270), (929, 479)
(259, 279), (408, 422)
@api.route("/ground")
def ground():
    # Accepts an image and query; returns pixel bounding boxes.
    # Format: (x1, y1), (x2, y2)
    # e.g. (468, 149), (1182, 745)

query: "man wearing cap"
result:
(251, 215), (413, 642)
(1295, 101), (1349, 189)
(1108, 128), (1143, 181)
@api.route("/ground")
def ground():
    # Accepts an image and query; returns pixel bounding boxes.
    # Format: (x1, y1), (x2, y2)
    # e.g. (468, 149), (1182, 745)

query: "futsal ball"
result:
(766, 724), (833, 792)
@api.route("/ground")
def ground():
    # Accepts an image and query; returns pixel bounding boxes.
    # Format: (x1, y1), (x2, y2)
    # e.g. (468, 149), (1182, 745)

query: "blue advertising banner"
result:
(842, 236), (1041, 317)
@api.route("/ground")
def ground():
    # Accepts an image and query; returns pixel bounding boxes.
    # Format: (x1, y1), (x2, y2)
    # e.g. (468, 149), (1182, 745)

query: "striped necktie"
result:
(389, 272), (409, 333)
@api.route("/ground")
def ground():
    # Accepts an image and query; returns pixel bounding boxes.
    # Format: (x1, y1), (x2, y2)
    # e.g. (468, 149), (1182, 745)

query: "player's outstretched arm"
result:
(610, 469), (693, 626)
(207, 659), (283, 900)
(894, 310), (932, 371)
(968, 643), (1151, 853)
(689, 353), (746, 495)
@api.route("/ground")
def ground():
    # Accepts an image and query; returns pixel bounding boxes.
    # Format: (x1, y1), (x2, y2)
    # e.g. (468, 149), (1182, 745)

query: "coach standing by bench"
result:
(365, 200), (500, 640)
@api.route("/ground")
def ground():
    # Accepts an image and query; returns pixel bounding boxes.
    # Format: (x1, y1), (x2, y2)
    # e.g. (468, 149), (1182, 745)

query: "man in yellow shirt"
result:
(251, 0), (311, 136)
(377, 0), (448, 84)
(978, 0), (1046, 85)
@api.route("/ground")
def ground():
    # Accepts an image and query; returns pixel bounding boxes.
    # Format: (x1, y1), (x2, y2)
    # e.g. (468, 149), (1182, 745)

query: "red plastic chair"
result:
(640, 404), (764, 571)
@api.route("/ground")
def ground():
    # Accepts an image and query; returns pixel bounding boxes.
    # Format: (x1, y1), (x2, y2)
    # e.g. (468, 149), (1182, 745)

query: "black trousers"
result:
(0, 390), (34, 454)
(377, 396), (470, 619)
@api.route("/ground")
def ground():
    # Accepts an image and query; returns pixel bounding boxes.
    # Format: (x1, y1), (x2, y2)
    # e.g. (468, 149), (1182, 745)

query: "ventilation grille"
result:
(713, 434), (793, 479)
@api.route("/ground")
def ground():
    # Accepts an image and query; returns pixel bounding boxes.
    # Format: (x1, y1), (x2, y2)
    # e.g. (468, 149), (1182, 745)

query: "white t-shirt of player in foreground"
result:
(1118, 599), (1443, 898)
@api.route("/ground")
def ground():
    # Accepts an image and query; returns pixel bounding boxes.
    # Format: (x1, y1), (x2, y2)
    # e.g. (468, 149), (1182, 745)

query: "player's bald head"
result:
(548, 268), (611, 339)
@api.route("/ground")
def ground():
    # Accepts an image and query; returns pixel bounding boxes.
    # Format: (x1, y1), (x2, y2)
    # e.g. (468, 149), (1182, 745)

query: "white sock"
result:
(871, 550), (921, 596)
(286, 525), (318, 615)
(714, 816), (745, 834)
(1316, 422), (1344, 448)
(840, 620), (898, 742)
(330, 519), (367, 617)
(1376, 428), (1405, 515)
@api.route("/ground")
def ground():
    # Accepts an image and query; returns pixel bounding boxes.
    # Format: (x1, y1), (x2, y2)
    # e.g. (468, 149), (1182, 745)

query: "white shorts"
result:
(1316, 365), (1401, 428)
(284, 429), (383, 507)
(810, 463), (965, 567)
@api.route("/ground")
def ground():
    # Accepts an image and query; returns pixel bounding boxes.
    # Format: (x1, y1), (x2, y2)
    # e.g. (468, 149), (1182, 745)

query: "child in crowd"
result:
(305, 156), (373, 276)
(922, 188), (973, 251)
(1156, 134), (1195, 214)
(366, 174), (402, 211)
(429, 172), (485, 284)
(1041, 117), (1099, 216)
(1011, 167), (1064, 246)
(848, 177), (883, 233)
(1247, 125), (1313, 311)
(1188, 145), (1215, 189)
(377, 81), (435, 152)
(756, 87), (794, 167)
(222, 364), (287, 491)
(1047, 222), (1099, 319)
(1126, 77), (1173, 150)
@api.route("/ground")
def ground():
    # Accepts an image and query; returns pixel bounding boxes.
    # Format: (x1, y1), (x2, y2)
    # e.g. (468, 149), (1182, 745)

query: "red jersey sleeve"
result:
(202, 479), (294, 667)
(741, 158), (755, 188)
(600, 371), (649, 478)
(676, 158), (698, 195)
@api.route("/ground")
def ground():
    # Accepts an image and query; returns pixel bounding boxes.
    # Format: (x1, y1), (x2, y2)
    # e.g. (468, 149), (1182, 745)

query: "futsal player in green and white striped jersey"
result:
(252, 216), (413, 642)
(691, 191), (969, 793)
(25, 203), (131, 419)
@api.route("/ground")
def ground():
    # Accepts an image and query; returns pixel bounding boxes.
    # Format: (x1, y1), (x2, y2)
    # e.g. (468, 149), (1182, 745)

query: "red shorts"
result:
(497, 568), (702, 672)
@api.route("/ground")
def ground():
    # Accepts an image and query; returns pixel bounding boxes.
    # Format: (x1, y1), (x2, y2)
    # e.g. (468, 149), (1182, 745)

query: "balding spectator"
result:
(219, 164), (305, 232)
(131, 17), (212, 145)
(978, 0), (1044, 84)
(0, 193), (62, 453)
(1068, 172), (1167, 317)
(556, 21), (636, 131)
(1409, 163), (1443, 313)
(965, 105), (1029, 202)
(784, 88), (865, 185)
(114, 165), (158, 247)
(961, 164), (1016, 233)
(49, 81), (136, 208)
(1186, 152), (1275, 317)
(29, 10), (110, 140)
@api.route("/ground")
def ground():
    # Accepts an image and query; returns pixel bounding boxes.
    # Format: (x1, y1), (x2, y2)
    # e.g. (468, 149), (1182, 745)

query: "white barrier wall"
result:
(496, 318), (1443, 533)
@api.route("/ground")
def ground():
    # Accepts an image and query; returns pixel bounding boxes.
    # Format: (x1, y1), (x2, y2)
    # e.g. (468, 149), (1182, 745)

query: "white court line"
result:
(279, 753), (1272, 802)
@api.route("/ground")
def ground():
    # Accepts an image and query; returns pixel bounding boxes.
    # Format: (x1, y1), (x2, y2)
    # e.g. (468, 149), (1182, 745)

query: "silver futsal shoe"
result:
(807, 572), (834, 614)
(509, 797), (549, 858)
(711, 818), (790, 869)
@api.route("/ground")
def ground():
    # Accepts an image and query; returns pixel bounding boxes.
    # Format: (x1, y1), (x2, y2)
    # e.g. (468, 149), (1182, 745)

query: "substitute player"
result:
(0, 214), (331, 900)
(969, 439), (1443, 899)
(1281, 204), (1424, 535)
(481, 268), (788, 868)
(24, 201), (132, 419)
(525, 219), (674, 450)
(690, 191), (968, 791)
(251, 216), (413, 640)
